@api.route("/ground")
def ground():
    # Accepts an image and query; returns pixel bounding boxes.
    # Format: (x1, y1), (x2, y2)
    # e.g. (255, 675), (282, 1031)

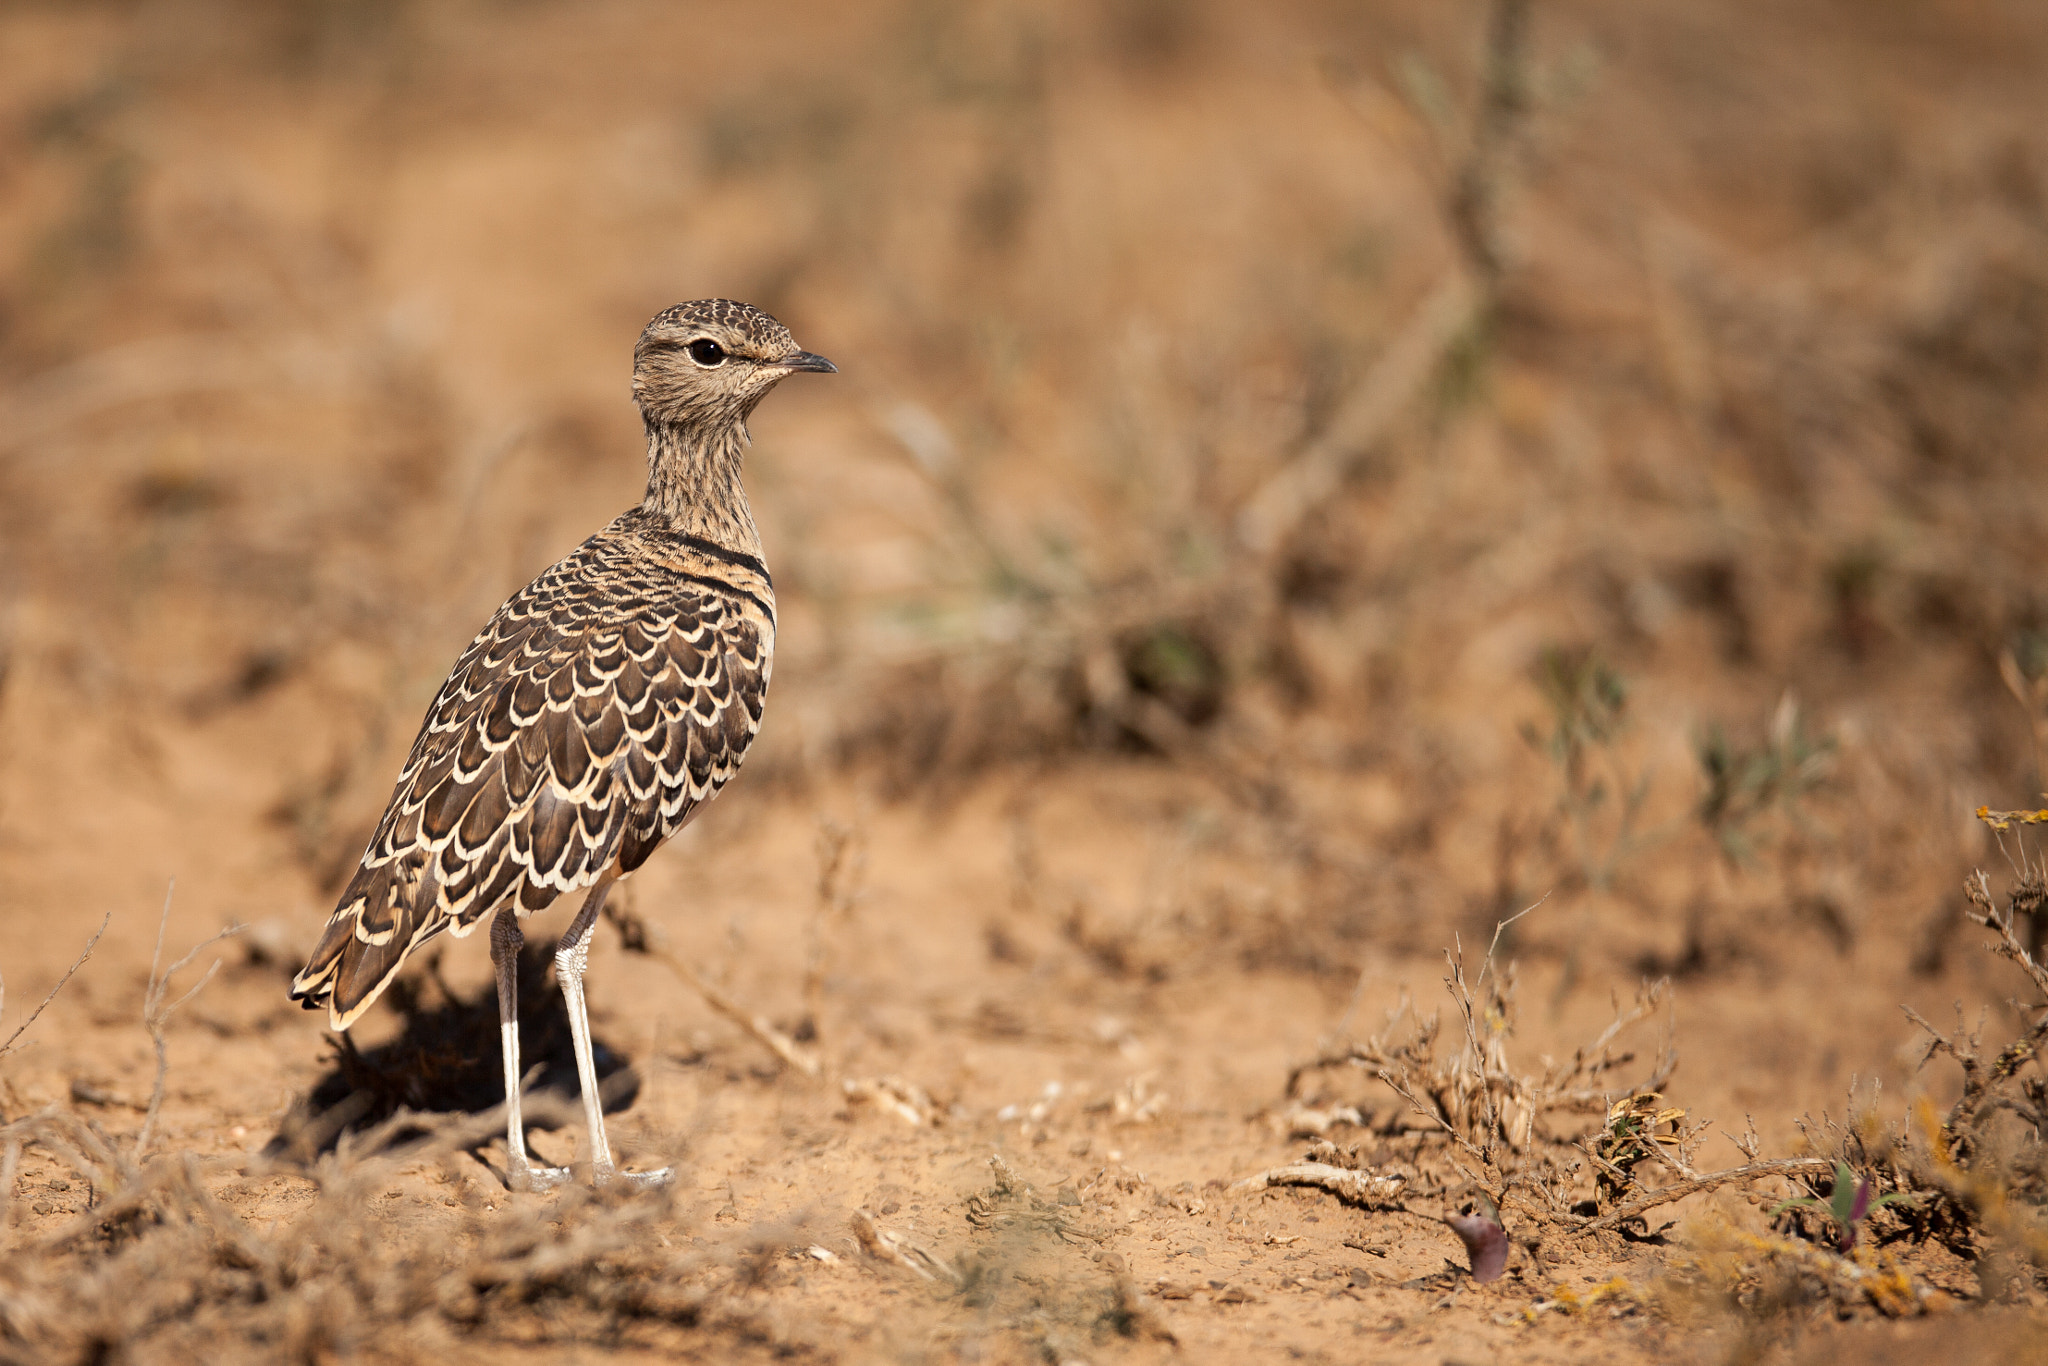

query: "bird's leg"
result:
(556, 880), (670, 1188)
(491, 910), (572, 1191)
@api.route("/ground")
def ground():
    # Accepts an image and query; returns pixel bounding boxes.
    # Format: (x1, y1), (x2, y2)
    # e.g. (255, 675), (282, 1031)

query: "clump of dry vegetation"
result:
(1261, 826), (2048, 1326)
(0, 952), (1195, 1366)
(1648, 845), (2048, 1327)
(1269, 918), (1838, 1275)
(0, 1104), (826, 1362)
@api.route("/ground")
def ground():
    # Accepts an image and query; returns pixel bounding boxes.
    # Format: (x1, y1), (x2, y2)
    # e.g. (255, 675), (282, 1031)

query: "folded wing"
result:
(290, 536), (770, 1028)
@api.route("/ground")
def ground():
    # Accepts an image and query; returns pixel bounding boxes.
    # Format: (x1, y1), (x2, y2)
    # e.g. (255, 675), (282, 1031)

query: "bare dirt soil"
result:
(3, 1), (2048, 1362)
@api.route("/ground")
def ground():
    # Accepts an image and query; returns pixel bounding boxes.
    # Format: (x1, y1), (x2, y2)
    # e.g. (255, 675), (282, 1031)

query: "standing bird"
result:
(290, 300), (833, 1189)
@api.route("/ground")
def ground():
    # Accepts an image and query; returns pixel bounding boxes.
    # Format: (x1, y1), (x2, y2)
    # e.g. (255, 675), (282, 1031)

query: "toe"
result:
(596, 1165), (674, 1189)
(510, 1162), (577, 1193)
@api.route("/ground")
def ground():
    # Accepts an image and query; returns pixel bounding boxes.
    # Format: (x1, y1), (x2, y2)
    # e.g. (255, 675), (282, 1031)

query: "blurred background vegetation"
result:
(0, 0), (2044, 1005)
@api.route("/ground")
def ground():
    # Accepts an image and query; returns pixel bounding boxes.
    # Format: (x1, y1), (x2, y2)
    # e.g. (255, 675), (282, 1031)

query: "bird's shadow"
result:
(265, 940), (638, 1169)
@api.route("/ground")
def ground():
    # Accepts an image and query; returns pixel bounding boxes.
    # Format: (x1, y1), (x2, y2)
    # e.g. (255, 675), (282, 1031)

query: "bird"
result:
(290, 299), (834, 1189)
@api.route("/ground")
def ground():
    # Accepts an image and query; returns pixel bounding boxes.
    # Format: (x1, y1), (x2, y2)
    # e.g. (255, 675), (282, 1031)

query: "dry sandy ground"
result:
(0, 745), (2036, 1362)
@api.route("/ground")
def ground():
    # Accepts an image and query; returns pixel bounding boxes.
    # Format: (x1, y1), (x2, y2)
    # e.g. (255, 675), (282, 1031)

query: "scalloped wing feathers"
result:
(290, 513), (772, 1029)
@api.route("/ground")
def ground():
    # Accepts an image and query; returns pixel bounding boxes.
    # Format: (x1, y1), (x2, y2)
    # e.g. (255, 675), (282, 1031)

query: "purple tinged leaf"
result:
(1835, 1178), (1875, 1251)
(1446, 1212), (1509, 1283)
(1828, 1161), (1859, 1230)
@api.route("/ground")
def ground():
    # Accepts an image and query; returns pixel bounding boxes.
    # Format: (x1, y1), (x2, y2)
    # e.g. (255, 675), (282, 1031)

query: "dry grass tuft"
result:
(1276, 911), (1726, 1245)
(0, 1094), (849, 1362)
(1260, 907), (2012, 1302)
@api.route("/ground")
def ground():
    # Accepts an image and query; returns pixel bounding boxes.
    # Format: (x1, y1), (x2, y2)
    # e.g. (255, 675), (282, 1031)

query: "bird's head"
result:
(632, 299), (835, 430)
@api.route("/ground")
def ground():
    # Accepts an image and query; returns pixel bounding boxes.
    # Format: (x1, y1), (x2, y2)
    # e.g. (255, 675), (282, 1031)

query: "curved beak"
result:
(776, 350), (837, 374)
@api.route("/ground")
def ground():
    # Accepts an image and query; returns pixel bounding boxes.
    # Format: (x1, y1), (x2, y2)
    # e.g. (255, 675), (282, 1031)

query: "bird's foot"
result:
(594, 1163), (673, 1190)
(507, 1155), (577, 1192)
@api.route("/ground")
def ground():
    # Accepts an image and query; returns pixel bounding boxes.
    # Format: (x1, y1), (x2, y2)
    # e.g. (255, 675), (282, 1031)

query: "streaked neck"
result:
(641, 419), (762, 557)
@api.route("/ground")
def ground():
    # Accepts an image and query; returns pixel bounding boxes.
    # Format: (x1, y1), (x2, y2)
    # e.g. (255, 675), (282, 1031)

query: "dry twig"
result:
(604, 898), (821, 1078)
(1575, 1157), (1833, 1233)
(0, 909), (111, 1062)
(802, 819), (864, 1047)
(1227, 1160), (1406, 1206)
(1237, 274), (1478, 555)
(850, 1208), (961, 1286)
(136, 886), (243, 1158)
(841, 1075), (939, 1126)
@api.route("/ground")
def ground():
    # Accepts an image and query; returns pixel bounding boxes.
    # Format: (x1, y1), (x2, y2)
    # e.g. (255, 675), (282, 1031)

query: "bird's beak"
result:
(775, 351), (837, 374)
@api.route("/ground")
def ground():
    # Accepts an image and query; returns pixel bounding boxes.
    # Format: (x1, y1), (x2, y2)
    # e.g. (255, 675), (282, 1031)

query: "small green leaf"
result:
(1827, 1162), (1859, 1228)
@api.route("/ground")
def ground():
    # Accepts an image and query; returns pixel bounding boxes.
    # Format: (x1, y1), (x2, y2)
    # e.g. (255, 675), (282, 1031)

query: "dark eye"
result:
(686, 338), (727, 367)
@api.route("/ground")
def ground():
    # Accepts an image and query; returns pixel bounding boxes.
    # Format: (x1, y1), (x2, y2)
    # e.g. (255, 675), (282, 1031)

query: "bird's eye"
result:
(685, 338), (727, 368)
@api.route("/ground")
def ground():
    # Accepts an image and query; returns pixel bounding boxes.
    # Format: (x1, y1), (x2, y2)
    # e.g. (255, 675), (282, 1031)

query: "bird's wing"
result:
(290, 534), (772, 1027)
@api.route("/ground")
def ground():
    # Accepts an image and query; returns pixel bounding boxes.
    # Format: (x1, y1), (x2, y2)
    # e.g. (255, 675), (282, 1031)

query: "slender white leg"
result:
(556, 881), (670, 1188)
(491, 910), (572, 1191)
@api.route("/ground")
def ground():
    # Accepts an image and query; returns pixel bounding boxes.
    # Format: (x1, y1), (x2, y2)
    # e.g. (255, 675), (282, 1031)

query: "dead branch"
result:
(1226, 1160), (1406, 1207)
(1962, 867), (2048, 999)
(604, 898), (821, 1079)
(1377, 1067), (1491, 1165)
(850, 1208), (961, 1285)
(1272, 1099), (1368, 1138)
(1476, 893), (1548, 989)
(1539, 978), (1676, 1104)
(1239, 0), (1537, 558)
(136, 887), (243, 1158)
(1575, 1156), (1832, 1233)
(1449, 0), (1532, 287)
(802, 818), (865, 1048)
(1443, 943), (1506, 1156)
(964, 1155), (1112, 1245)
(1236, 273), (1478, 555)
(0, 909), (112, 1061)
(841, 1075), (939, 1126)
(1905, 1000), (2048, 1155)
(1285, 1040), (1368, 1099)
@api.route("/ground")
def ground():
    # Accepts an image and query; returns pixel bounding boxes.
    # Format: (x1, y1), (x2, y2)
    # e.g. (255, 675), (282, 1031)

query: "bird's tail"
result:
(289, 857), (447, 1030)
